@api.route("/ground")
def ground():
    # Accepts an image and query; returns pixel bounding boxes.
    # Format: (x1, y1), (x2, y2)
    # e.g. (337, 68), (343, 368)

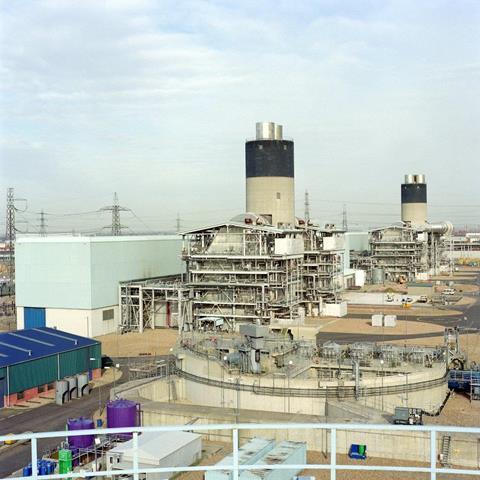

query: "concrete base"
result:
(119, 383), (478, 470)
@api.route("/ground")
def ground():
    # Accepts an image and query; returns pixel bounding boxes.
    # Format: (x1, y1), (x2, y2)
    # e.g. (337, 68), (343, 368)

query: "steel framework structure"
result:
(119, 221), (346, 332)
(119, 277), (191, 333)
(183, 223), (304, 330)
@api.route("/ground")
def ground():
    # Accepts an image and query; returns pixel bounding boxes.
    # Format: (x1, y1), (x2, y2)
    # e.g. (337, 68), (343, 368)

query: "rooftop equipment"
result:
(205, 438), (276, 480)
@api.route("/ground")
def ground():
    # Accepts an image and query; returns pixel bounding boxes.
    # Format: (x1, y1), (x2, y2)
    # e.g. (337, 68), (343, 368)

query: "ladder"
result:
(440, 435), (452, 467)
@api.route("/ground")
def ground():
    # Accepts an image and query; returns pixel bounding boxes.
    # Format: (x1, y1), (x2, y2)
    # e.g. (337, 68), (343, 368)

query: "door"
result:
(24, 307), (46, 328)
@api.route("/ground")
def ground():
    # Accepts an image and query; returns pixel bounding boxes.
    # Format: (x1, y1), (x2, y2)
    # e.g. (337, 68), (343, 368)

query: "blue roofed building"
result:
(0, 327), (101, 408)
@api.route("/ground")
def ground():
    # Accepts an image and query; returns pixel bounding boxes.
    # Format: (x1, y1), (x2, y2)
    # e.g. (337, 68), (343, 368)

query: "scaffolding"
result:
(302, 226), (344, 308)
(368, 225), (452, 282)
(119, 277), (191, 333)
(119, 220), (346, 332)
(183, 222), (304, 330)
(370, 226), (428, 281)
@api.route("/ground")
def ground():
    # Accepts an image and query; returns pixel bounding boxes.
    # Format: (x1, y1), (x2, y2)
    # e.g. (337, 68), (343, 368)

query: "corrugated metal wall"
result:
(59, 345), (101, 377)
(6, 342), (101, 394)
(8, 356), (57, 393)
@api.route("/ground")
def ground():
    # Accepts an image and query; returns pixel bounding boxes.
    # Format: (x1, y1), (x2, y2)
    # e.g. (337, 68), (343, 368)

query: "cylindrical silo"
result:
(246, 122), (295, 227)
(401, 174), (427, 225)
(106, 399), (139, 440)
(67, 417), (95, 449)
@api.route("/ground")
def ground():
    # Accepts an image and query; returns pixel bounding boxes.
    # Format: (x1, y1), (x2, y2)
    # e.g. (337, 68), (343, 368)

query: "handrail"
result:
(1, 422), (479, 480)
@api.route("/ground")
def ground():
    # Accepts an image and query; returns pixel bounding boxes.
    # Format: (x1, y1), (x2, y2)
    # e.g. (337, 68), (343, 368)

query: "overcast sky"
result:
(1, 0), (479, 234)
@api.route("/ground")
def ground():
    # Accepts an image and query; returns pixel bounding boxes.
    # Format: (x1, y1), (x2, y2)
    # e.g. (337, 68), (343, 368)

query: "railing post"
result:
(31, 437), (38, 480)
(330, 428), (336, 480)
(232, 428), (239, 480)
(430, 429), (436, 480)
(133, 431), (139, 480)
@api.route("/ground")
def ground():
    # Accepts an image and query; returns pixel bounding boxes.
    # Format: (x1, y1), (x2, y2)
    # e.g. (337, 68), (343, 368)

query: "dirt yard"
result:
(347, 304), (463, 317)
(308, 316), (444, 337)
(95, 328), (178, 357)
(425, 391), (480, 427)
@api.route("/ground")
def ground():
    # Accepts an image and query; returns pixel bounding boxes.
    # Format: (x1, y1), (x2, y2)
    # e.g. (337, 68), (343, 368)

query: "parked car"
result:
(443, 288), (455, 295)
(418, 295), (428, 303)
(101, 355), (114, 368)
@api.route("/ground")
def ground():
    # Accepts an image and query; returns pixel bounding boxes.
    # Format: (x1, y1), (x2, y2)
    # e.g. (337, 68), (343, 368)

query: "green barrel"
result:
(358, 444), (366, 456)
(58, 449), (72, 474)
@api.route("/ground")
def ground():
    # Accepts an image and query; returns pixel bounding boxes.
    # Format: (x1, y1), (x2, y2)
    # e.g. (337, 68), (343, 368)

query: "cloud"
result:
(1, 0), (479, 230)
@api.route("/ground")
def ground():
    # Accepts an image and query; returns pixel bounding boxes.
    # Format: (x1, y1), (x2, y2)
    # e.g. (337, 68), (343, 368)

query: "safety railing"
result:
(1, 422), (479, 480)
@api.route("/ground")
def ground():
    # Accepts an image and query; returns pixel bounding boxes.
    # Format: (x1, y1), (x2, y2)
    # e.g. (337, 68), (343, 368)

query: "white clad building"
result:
(15, 235), (183, 337)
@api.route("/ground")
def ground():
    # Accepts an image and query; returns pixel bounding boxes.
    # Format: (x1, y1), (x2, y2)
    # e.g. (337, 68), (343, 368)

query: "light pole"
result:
(405, 372), (409, 407)
(380, 358), (384, 411)
(222, 355), (227, 408)
(90, 358), (101, 414)
(112, 363), (120, 397)
(168, 348), (173, 402)
(287, 360), (293, 413)
(464, 316), (469, 363)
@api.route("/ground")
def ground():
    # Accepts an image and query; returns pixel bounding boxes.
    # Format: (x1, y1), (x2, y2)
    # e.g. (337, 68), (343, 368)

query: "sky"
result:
(1, 0), (479, 234)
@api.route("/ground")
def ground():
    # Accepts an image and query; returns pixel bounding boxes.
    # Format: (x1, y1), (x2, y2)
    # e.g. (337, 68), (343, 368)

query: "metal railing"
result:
(1, 422), (479, 480)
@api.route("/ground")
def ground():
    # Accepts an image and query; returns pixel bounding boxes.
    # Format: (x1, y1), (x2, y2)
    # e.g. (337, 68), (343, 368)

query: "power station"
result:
(120, 122), (346, 333)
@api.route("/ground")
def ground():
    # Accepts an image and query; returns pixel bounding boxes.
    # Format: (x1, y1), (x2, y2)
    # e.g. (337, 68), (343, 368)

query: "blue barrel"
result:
(22, 466), (31, 477)
(96, 418), (103, 427)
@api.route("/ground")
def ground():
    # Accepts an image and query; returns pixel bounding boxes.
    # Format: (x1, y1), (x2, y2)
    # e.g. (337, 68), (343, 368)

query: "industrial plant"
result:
(1, 121), (479, 480)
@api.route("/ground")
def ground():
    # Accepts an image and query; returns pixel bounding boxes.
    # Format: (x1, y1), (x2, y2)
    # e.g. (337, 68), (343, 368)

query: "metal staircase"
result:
(440, 435), (452, 467)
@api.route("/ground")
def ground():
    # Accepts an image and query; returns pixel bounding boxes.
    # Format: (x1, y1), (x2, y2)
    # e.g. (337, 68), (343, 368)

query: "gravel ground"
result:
(95, 328), (178, 357)
(310, 317), (444, 337)
(425, 391), (480, 427)
(347, 304), (462, 316)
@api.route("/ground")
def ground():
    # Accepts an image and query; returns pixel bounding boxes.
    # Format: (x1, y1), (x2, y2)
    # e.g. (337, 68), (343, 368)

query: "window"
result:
(258, 144), (263, 150)
(103, 309), (114, 321)
(17, 391), (24, 400)
(276, 192), (281, 200)
(283, 145), (287, 150)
